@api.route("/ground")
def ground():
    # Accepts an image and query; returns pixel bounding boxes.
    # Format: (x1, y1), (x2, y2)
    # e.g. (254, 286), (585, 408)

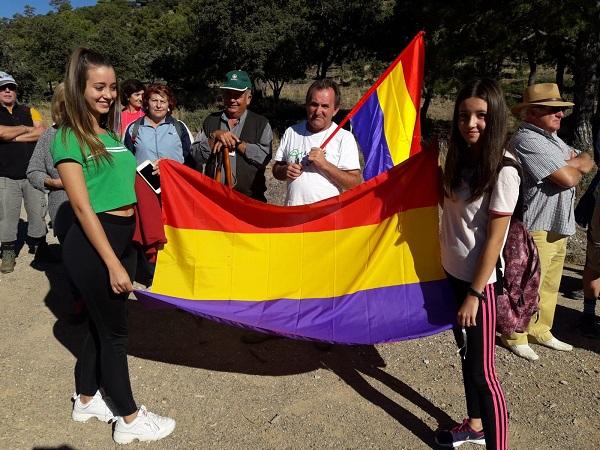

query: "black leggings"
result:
(446, 272), (508, 450)
(62, 212), (137, 416)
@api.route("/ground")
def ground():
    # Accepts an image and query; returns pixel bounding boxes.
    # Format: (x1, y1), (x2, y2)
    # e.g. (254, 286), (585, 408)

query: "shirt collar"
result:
(220, 110), (248, 129)
(521, 121), (557, 139)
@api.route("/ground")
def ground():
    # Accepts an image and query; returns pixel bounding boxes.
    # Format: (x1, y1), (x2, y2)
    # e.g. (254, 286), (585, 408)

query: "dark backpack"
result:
(495, 157), (540, 335)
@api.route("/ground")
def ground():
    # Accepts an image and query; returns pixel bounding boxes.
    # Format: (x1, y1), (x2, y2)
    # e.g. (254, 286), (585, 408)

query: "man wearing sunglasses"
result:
(0, 71), (47, 273)
(502, 83), (594, 361)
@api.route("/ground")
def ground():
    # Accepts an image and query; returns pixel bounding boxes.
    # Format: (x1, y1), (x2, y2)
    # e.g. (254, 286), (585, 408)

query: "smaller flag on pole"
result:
(322, 32), (425, 181)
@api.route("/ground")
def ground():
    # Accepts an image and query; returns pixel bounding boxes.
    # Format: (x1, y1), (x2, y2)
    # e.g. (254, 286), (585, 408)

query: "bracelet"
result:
(467, 286), (485, 301)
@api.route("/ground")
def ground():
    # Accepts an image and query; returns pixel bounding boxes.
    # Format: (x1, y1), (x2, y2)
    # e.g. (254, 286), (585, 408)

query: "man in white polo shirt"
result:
(272, 79), (362, 205)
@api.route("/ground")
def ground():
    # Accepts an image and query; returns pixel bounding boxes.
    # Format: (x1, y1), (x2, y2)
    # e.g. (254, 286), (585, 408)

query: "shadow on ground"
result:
(552, 304), (600, 355)
(559, 269), (584, 300)
(126, 301), (452, 448)
(41, 259), (451, 448)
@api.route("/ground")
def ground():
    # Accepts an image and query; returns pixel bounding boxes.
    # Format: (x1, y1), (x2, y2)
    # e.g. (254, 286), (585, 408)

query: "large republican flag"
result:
(135, 149), (454, 345)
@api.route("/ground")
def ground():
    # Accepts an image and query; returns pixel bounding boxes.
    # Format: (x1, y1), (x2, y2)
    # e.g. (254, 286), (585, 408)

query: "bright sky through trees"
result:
(0, 0), (97, 18)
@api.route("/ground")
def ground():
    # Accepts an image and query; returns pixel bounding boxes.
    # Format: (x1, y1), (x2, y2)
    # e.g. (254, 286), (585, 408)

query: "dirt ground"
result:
(1, 176), (599, 449)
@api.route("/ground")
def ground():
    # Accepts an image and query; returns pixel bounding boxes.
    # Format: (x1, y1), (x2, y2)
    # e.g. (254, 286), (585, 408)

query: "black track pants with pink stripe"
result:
(447, 273), (509, 450)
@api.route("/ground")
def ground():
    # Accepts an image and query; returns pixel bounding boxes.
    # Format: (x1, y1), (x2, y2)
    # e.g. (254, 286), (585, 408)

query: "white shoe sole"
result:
(113, 421), (176, 444)
(537, 340), (572, 351)
(453, 438), (486, 447)
(72, 411), (115, 423)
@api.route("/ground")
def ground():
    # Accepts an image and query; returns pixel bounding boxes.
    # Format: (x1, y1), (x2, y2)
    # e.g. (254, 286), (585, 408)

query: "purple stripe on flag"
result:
(135, 280), (455, 345)
(350, 92), (394, 181)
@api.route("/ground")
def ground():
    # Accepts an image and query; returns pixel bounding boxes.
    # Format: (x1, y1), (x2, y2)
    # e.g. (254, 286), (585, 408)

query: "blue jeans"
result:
(0, 177), (47, 243)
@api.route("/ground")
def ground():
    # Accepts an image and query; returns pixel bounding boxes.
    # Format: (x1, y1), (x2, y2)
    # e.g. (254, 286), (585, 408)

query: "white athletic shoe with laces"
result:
(113, 405), (176, 444)
(72, 391), (116, 423)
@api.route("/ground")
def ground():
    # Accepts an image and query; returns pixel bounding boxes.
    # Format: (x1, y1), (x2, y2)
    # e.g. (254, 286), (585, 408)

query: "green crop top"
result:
(51, 128), (137, 213)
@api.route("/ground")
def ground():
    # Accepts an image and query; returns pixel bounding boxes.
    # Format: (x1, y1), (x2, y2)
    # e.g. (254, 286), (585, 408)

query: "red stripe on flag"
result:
(160, 148), (439, 234)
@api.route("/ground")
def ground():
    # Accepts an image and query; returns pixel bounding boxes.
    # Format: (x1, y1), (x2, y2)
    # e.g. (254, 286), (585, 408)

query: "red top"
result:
(120, 109), (145, 136)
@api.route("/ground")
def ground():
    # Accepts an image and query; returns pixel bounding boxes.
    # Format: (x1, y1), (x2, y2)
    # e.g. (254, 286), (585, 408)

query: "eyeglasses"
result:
(1, 84), (17, 92)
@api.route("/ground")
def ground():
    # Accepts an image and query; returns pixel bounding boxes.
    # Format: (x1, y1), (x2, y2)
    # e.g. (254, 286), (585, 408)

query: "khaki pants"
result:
(503, 230), (567, 346)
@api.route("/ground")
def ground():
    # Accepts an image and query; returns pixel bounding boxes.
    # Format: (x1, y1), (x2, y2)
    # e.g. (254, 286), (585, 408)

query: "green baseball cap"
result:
(220, 70), (252, 91)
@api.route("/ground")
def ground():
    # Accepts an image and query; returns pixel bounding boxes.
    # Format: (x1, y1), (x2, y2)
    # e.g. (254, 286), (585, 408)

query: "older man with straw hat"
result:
(502, 83), (594, 361)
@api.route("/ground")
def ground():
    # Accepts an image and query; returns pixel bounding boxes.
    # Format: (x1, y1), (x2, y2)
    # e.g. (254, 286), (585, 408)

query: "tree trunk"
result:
(527, 48), (537, 86)
(268, 80), (285, 102)
(253, 79), (268, 100)
(556, 57), (566, 93)
(420, 85), (434, 140)
(573, 31), (600, 153)
(421, 86), (433, 124)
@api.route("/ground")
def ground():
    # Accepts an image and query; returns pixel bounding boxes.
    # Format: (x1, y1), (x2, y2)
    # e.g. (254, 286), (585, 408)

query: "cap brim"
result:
(0, 81), (17, 88)
(511, 100), (574, 116)
(219, 86), (249, 92)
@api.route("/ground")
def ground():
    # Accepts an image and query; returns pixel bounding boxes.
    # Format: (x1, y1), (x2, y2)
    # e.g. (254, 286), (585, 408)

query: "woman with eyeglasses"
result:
(436, 79), (515, 450)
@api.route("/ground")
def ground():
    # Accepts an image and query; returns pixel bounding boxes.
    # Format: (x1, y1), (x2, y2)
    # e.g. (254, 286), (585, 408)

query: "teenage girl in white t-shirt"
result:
(435, 79), (518, 450)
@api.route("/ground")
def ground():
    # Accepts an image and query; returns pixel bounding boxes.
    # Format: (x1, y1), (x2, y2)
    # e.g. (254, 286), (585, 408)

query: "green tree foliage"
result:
(0, 0), (598, 147)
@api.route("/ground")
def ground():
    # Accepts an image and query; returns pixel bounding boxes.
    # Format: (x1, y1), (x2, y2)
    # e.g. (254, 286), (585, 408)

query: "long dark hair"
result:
(443, 79), (509, 201)
(63, 47), (118, 163)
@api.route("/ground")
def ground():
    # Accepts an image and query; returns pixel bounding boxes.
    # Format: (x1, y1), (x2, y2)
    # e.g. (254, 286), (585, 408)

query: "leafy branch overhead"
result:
(1, 0), (599, 149)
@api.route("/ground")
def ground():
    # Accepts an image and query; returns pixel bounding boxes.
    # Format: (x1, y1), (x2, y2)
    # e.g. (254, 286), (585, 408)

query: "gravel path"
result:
(1, 190), (599, 449)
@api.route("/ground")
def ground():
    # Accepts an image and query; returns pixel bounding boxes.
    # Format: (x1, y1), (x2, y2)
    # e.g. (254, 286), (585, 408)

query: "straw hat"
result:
(511, 83), (574, 115)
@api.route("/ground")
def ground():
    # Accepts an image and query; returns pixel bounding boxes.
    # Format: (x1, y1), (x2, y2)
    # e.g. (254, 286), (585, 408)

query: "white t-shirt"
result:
(440, 163), (520, 284)
(274, 121), (361, 206)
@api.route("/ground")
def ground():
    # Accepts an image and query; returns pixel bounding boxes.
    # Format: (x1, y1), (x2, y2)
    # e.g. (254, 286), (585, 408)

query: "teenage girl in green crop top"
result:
(52, 47), (175, 444)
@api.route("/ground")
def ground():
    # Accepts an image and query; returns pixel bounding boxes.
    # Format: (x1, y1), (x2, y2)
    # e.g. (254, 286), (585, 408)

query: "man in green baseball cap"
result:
(190, 69), (273, 201)
(221, 70), (252, 91)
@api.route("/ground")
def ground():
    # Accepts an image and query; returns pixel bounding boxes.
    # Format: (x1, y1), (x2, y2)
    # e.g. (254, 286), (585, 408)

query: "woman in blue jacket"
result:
(123, 83), (192, 166)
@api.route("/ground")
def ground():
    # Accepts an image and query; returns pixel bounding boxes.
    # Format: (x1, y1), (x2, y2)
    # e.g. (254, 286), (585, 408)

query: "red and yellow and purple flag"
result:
(335, 32), (424, 180)
(135, 150), (454, 345)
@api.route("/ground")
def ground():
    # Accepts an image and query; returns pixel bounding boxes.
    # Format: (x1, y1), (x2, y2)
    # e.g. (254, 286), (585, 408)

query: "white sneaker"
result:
(538, 337), (573, 352)
(72, 391), (116, 423)
(113, 405), (175, 444)
(508, 344), (539, 361)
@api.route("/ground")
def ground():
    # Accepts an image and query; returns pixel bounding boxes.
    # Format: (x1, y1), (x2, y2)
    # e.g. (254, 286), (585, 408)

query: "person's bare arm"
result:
(458, 214), (511, 327)
(0, 124), (28, 141)
(548, 152), (594, 188)
(57, 161), (132, 294)
(14, 121), (45, 142)
(308, 147), (362, 191)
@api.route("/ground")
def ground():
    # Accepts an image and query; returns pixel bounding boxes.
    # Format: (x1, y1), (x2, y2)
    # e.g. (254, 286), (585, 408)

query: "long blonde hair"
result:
(50, 83), (66, 126)
(62, 47), (119, 163)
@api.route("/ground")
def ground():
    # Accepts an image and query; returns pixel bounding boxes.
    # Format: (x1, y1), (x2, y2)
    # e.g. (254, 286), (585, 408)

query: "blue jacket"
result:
(123, 114), (191, 164)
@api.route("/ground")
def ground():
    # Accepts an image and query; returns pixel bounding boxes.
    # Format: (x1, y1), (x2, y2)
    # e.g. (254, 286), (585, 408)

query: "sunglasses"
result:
(534, 105), (568, 114)
(1, 84), (17, 92)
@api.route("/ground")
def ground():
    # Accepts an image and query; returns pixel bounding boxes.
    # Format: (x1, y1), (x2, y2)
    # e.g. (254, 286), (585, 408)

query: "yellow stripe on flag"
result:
(376, 61), (418, 165)
(152, 206), (443, 301)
